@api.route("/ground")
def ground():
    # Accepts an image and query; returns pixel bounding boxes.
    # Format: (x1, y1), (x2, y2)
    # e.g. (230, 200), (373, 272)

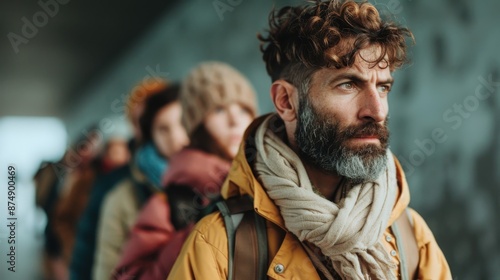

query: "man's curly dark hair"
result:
(258, 0), (414, 91)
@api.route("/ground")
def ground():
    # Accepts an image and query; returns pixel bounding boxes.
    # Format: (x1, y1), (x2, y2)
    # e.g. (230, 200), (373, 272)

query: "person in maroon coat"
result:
(113, 61), (258, 280)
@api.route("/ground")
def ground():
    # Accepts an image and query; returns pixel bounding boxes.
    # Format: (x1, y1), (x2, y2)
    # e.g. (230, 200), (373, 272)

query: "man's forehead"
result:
(313, 61), (393, 85)
(348, 56), (392, 78)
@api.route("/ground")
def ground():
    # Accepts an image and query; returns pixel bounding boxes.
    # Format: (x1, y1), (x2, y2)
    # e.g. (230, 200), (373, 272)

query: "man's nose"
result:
(357, 87), (387, 123)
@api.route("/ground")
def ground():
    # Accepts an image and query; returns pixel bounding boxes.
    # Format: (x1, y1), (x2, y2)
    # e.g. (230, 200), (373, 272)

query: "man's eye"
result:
(338, 82), (354, 90)
(378, 85), (391, 93)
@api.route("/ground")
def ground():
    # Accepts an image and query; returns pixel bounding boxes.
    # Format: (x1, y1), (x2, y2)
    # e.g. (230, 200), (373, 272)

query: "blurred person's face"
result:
(105, 139), (130, 167)
(279, 46), (392, 182)
(152, 101), (189, 159)
(204, 103), (254, 159)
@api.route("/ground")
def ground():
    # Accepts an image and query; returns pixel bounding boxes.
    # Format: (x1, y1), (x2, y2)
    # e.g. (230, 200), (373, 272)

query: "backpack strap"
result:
(234, 210), (268, 280)
(216, 195), (268, 280)
(216, 199), (240, 280)
(391, 208), (419, 280)
(254, 212), (269, 279)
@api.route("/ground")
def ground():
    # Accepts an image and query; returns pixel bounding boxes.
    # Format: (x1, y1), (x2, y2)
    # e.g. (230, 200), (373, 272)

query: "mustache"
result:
(339, 121), (389, 142)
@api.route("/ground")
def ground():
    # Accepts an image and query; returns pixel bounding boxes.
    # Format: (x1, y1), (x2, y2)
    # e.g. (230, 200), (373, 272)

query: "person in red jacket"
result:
(113, 61), (258, 280)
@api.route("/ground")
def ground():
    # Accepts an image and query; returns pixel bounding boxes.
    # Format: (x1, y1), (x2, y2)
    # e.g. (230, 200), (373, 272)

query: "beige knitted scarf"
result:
(254, 115), (397, 280)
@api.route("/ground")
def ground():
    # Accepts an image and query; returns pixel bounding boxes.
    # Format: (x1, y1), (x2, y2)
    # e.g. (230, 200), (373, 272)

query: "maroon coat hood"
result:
(162, 148), (231, 196)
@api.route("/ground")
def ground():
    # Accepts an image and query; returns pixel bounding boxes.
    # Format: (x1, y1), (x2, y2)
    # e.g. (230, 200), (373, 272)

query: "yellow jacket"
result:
(168, 117), (452, 280)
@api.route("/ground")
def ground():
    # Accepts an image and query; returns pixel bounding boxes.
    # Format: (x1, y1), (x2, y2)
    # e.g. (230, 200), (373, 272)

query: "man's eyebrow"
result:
(328, 74), (368, 86)
(328, 73), (394, 85)
(379, 77), (394, 85)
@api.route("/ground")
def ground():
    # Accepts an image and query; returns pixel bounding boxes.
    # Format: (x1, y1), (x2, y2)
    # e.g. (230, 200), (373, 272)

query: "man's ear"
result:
(270, 80), (298, 122)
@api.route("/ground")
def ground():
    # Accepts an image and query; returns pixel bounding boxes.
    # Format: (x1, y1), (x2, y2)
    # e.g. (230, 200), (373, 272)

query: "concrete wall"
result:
(65, 0), (500, 278)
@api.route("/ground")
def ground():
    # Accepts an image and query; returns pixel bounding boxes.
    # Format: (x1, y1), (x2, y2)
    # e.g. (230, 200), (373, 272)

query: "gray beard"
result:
(295, 96), (388, 184)
(332, 148), (388, 184)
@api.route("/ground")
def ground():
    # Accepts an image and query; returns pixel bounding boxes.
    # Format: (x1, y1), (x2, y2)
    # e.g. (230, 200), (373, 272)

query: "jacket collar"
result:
(388, 155), (410, 225)
(221, 114), (287, 230)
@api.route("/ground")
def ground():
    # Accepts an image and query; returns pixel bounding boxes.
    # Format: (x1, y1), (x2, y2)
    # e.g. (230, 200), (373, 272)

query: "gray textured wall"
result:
(66, 0), (500, 278)
(388, 0), (500, 278)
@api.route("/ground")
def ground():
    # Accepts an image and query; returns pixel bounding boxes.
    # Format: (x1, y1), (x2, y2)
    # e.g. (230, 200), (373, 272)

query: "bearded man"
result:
(168, 1), (452, 279)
